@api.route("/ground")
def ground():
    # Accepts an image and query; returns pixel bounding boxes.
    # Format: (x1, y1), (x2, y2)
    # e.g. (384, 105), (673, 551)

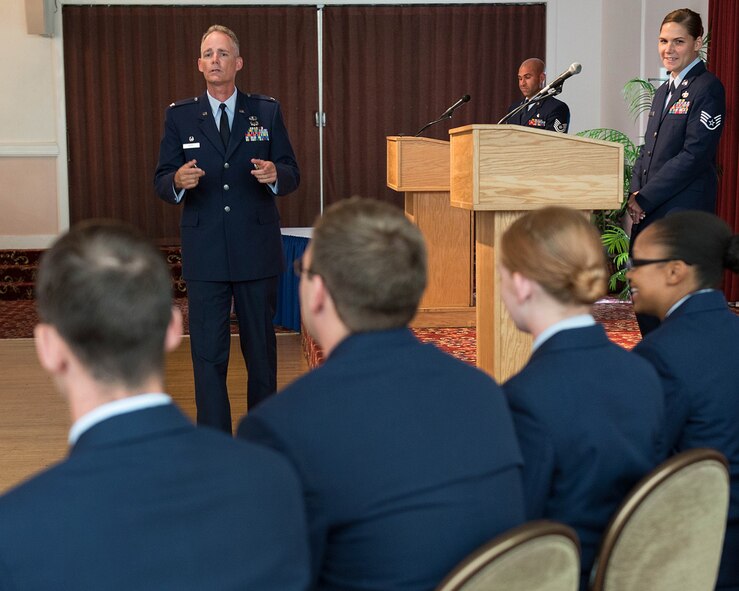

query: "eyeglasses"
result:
(625, 257), (691, 270)
(293, 256), (317, 278)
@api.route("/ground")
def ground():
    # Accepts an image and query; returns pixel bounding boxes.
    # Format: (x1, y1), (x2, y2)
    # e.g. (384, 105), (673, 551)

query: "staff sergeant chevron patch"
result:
(553, 119), (567, 133)
(700, 111), (722, 131)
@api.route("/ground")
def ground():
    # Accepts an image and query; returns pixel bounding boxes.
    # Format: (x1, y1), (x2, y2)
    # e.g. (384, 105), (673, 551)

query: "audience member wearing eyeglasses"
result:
(628, 210), (739, 590)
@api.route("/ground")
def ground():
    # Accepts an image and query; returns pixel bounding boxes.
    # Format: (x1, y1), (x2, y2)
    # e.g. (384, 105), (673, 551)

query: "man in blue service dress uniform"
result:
(506, 58), (570, 133)
(0, 221), (309, 591)
(154, 24), (300, 432)
(239, 198), (526, 591)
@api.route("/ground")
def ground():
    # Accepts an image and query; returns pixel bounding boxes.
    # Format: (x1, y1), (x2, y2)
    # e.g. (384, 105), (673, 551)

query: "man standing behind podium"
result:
(154, 25), (300, 432)
(507, 58), (570, 133)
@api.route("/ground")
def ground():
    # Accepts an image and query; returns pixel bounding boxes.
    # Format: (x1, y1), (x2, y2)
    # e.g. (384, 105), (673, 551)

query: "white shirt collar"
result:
(670, 57), (702, 88)
(68, 393), (172, 445)
(532, 314), (596, 352)
(665, 288), (716, 318)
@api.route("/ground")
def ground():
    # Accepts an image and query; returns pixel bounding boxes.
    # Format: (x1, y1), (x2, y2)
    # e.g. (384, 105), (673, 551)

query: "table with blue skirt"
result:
(273, 228), (312, 332)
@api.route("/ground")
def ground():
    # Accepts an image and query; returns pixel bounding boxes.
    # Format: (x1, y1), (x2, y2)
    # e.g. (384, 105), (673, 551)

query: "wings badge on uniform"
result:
(700, 111), (722, 131)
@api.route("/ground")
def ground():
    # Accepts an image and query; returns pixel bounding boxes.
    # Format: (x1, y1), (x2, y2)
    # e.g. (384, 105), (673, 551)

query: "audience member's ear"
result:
(34, 324), (69, 375)
(665, 260), (692, 286)
(165, 307), (184, 353)
(304, 274), (329, 315)
(512, 271), (534, 304)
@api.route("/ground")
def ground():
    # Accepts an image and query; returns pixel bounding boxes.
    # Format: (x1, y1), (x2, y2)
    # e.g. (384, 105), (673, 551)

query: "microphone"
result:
(440, 94), (471, 118)
(414, 94), (471, 136)
(539, 63), (582, 96)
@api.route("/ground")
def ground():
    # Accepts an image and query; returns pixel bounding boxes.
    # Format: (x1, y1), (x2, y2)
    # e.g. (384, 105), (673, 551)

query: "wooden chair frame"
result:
(589, 447), (729, 591)
(436, 520), (580, 591)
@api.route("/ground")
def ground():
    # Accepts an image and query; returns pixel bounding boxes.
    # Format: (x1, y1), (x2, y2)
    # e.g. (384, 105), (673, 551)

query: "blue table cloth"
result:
(274, 228), (312, 331)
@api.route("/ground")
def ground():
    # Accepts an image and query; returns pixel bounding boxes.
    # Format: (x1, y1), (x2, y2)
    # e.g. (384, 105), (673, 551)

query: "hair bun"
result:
(571, 266), (607, 305)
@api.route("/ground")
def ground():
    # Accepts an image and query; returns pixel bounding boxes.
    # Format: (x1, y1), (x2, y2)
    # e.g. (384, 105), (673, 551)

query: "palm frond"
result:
(623, 78), (656, 120)
(577, 128), (637, 157)
(601, 224), (630, 257)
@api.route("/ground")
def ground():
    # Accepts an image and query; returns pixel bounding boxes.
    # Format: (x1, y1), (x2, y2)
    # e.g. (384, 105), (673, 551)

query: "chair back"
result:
(589, 448), (729, 591)
(435, 520), (580, 591)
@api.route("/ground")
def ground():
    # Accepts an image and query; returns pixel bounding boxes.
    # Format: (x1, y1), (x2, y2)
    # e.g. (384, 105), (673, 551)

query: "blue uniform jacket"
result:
(633, 290), (739, 590)
(630, 61), (725, 227)
(506, 96), (570, 133)
(504, 324), (664, 589)
(154, 91), (299, 282)
(0, 404), (310, 591)
(238, 328), (526, 591)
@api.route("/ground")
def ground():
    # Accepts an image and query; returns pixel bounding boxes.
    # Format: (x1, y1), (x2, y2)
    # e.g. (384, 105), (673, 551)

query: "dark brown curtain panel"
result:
(708, 0), (739, 300)
(63, 5), (318, 240)
(322, 4), (546, 209)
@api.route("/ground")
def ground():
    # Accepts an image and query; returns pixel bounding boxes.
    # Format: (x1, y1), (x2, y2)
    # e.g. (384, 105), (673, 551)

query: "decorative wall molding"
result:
(0, 235), (58, 249)
(0, 143), (59, 158)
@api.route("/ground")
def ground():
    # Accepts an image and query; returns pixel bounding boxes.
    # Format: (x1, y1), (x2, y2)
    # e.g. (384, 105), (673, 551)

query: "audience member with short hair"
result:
(628, 210), (739, 590)
(238, 197), (526, 591)
(0, 220), (310, 591)
(499, 206), (664, 590)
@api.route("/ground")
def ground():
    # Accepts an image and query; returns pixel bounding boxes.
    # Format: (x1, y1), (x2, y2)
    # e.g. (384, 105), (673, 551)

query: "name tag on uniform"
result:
(183, 142), (200, 149)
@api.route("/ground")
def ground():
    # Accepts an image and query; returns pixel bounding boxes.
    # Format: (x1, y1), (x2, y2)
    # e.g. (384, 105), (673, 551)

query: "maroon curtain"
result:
(63, 6), (318, 241)
(709, 0), (739, 300)
(322, 4), (546, 209)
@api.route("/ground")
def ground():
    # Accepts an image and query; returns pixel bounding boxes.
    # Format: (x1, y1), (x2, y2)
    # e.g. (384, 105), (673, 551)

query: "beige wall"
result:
(0, 0), (710, 248)
(0, 0), (60, 247)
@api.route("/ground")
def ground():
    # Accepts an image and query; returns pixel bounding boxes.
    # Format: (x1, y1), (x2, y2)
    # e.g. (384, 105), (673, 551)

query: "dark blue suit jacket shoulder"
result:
(153, 90), (299, 281)
(633, 291), (739, 588)
(0, 404), (310, 591)
(238, 328), (525, 591)
(504, 324), (664, 584)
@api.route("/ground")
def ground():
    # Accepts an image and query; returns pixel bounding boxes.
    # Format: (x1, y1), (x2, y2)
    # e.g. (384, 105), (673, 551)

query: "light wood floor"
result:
(0, 333), (309, 495)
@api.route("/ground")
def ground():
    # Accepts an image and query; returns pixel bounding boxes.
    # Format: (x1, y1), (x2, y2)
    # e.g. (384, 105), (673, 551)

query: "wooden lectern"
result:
(387, 136), (474, 326)
(448, 124), (624, 381)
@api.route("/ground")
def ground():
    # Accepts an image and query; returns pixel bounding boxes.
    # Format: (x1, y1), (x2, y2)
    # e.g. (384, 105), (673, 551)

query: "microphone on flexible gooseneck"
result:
(439, 94), (471, 119)
(538, 62), (582, 96)
(415, 94), (471, 137)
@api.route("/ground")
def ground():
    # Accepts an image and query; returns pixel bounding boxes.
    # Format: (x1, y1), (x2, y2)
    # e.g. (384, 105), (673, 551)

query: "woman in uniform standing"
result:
(627, 8), (725, 334)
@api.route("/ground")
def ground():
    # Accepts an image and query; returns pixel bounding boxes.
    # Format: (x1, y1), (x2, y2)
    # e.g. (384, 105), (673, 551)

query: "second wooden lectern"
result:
(387, 136), (474, 326)
(449, 124), (624, 382)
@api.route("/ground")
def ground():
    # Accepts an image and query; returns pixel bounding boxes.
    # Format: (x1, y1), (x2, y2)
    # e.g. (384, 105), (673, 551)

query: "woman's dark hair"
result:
(661, 8), (703, 39)
(648, 211), (739, 289)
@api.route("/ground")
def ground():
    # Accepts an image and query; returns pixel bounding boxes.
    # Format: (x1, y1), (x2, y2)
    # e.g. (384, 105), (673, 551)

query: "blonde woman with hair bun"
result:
(500, 206), (665, 590)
